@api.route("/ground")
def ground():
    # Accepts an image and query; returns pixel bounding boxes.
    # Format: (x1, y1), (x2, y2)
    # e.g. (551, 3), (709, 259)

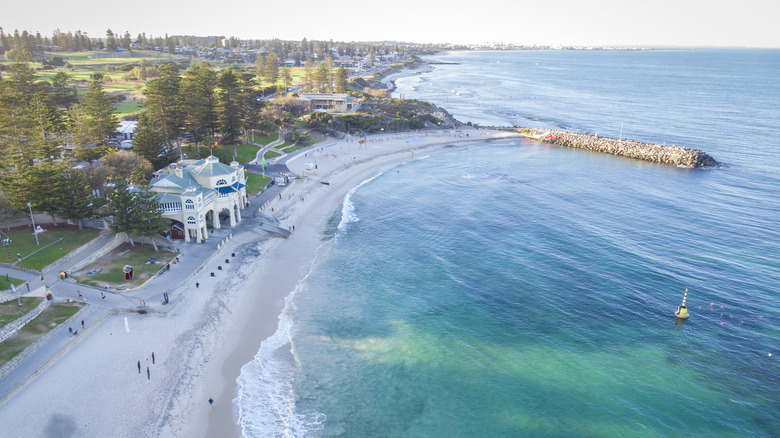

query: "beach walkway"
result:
(0, 127), (519, 437)
(0, 170), (289, 405)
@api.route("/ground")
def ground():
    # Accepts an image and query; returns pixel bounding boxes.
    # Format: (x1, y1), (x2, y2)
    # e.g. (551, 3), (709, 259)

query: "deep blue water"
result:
(236, 49), (780, 437)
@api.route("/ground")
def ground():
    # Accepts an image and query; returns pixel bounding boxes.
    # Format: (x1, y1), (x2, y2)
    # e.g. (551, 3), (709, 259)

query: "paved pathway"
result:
(0, 162), (291, 403)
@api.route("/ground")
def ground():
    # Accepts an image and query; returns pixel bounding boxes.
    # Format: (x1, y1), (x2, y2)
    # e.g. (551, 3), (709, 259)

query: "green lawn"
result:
(235, 143), (260, 163)
(0, 297), (41, 328)
(105, 82), (145, 94)
(115, 101), (143, 117)
(263, 150), (281, 160)
(3, 226), (100, 270)
(0, 301), (84, 366)
(47, 51), (163, 65)
(36, 69), (129, 84)
(0, 275), (26, 291)
(245, 172), (271, 195)
(277, 141), (296, 152)
(71, 243), (176, 288)
(250, 133), (279, 145)
(184, 143), (259, 164)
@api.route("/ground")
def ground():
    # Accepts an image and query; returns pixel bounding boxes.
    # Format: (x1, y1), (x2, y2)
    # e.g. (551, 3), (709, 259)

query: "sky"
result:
(3, 0), (779, 48)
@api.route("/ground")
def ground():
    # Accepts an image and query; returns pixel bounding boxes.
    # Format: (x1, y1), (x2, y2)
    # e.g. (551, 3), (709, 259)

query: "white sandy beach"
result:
(0, 128), (520, 437)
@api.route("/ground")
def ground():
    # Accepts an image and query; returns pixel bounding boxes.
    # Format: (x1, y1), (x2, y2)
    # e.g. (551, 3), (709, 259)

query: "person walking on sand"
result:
(147, 367), (150, 380)
(209, 397), (214, 406)
(138, 361), (141, 373)
(152, 352), (155, 364)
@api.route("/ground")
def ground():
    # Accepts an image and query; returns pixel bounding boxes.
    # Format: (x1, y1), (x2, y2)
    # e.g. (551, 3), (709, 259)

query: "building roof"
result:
(299, 93), (354, 102)
(117, 121), (137, 135)
(150, 170), (211, 198)
(187, 156), (238, 178)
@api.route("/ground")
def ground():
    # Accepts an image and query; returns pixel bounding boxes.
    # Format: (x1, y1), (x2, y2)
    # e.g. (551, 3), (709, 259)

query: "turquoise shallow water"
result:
(236, 50), (780, 437)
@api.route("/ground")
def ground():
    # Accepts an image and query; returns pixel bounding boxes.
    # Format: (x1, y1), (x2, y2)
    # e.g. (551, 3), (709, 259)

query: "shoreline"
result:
(0, 121), (718, 436)
(387, 55), (719, 164)
(182, 128), (522, 437)
(0, 128), (518, 438)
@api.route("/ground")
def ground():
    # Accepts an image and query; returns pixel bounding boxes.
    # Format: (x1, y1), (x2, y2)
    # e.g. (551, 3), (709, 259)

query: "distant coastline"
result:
(385, 56), (718, 167)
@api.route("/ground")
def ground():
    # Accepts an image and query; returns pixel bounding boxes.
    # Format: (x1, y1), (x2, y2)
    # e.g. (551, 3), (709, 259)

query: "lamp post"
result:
(27, 202), (39, 245)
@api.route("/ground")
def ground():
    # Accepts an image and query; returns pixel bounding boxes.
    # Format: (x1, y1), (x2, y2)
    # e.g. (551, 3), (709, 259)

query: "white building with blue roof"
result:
(150, 156), (247, 242)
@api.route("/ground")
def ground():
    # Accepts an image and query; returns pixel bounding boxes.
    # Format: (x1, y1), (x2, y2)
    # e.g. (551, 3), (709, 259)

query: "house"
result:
(298, 93), (355, 113)
(149, 156), (247, 243)
(335, 58), (362, 69)
(115, 121), (137, 149)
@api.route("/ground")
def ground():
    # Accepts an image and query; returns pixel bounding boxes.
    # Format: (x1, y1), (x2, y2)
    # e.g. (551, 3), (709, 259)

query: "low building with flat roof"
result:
(299, 93), (355, 112)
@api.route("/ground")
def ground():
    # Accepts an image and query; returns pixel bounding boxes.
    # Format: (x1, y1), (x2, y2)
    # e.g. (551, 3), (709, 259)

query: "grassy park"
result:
(245, 172), (271, 194)
(0, 297), (41, 327)
(0, 275), (26, 291)
(114, 101), (144, 117)
(234, 143), (261, 163)
(250, 133), (279, 145)
(0, 300), (84, 367)
(71, 243), (176, 288)
(3, 226), (101, 270)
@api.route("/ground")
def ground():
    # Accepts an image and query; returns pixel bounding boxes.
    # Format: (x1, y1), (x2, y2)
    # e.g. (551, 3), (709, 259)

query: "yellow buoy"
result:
(675, 289), (689, 319)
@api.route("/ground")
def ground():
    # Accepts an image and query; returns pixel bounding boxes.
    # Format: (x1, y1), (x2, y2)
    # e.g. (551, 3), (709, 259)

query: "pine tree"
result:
(142, 64), (182, 145)
(108, 178), (139, 245)
(335, 66), (348, 93)
(105, 29), (117, 52)
(76, 73), (118, 146)
(236, 73), (261, 144)
(182, 63), (218, 149)
(264, 51), (279, 88)
(132, 111), (177, 169)
(132, 185), (168, 251)
(49, 71), (78, 109)
(315, 61), (330, 93)
(281, 67), (292, 95)
(217, 69), (241, 152)
(302, 58), (314, 92)
(1, 61), (64, 160)
(27, 161), (67, 226)
(255, 54), (266, 85)
(58, 168), (95, 229)
(0, 157), (33, 213)
(120, 31), (132, 50)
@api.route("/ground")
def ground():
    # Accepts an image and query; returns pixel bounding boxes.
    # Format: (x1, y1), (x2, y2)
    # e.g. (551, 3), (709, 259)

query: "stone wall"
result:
(525, 129), (718, 167)
(0, 299), (49, 343)
(0, 304), (88, 381)
(66, 232), (129, 274)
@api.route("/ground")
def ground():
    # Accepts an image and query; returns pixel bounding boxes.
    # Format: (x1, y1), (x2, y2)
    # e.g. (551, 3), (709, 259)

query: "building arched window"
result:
(187, 216), (196, 225)
(216, 179), (228, 186)
(185, 199), (195, 210)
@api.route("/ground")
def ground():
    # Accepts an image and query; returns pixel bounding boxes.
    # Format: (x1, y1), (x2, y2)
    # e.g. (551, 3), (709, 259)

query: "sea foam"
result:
(338, 173), (383, 232)
(233, 284), (325, 437)
(234, 175), (388, 436)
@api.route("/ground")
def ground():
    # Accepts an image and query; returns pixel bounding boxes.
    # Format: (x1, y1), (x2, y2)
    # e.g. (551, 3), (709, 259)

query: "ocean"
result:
(236, 49), (780, 437)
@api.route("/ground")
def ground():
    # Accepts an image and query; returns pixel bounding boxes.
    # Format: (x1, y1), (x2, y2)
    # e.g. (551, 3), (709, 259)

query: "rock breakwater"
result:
(523, 129), (718, 167)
